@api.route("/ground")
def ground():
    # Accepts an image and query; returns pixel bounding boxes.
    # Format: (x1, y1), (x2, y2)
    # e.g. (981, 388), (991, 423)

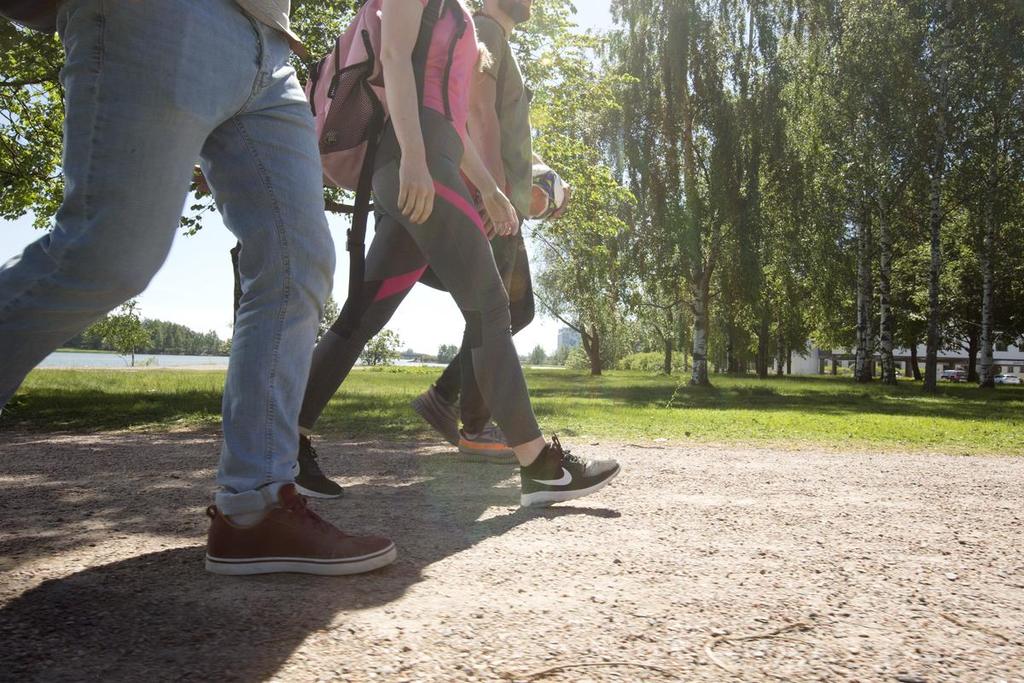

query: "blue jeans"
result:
(0, 0), (335, 503)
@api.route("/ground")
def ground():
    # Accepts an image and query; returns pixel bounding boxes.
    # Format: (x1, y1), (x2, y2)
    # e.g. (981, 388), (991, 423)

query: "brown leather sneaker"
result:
(205, 484), (396, 576)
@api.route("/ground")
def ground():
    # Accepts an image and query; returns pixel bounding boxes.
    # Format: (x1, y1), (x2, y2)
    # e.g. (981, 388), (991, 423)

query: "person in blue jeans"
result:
(0, 0), (396, 576)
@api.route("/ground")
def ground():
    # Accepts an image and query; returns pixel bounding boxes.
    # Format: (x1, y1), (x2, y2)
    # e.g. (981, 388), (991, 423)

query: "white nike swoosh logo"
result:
(532, 467), (572, 487)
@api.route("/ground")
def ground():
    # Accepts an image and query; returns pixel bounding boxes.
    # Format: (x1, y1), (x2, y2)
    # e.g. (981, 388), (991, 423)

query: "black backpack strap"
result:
(342, 0), (446, 334)
(230, 242), (243, 324)
(412, 0), (446, 107)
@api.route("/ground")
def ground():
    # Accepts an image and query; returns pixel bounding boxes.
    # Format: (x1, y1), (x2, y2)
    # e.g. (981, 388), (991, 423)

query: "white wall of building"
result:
(778, 344), (1024, 375)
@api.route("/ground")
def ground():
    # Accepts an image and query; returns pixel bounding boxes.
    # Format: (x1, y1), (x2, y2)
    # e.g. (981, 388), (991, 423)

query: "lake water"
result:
(40, 351), (230, 368)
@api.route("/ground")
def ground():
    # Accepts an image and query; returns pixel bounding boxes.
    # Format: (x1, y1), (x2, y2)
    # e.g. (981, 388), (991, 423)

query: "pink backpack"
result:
(304, 0), (453, 321)
(305, 0), (448, 191)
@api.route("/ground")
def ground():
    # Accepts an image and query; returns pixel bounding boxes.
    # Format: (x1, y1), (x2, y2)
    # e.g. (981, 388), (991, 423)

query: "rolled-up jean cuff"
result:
(214, 481), (288, 516)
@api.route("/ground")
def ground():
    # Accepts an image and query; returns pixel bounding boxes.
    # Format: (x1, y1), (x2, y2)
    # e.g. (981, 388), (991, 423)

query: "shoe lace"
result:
(300, 438), (326, 478)
(550, 434), (584, 466)
(283, 492), (341, 535)
(482, 422), (506, 441)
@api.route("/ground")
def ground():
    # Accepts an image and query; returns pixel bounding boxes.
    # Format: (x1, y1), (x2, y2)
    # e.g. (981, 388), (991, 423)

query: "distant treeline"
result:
(65, 318), (229, 357)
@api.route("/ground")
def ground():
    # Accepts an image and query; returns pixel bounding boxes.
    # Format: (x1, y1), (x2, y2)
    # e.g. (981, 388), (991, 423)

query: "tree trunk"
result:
(910, 342), (922, 380)
(663, 309), (674, 374)
(923, 0), (951, 394)
(679, 0), (707, 389)
(756, 314), (770, 379)
(726, 322), (736, 374)
(581, 327), (602, 376)
(966, 331), (979, 383)
(775, 325), (785, 377)
(878, 196), (897, 385)
(979, 181), (996, 388)
(787, 349), (792, 375)
(690, 281), (711, 386)
(923, 164), (943, 393)
(855, 212), (873, 383)
(831, 355), (838, 375)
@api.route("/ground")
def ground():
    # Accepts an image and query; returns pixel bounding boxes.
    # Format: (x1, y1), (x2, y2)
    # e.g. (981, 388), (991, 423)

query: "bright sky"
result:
(0, 1), (613, 356)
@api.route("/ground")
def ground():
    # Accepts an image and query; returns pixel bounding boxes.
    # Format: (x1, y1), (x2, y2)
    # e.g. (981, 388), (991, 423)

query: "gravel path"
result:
(0, 430), (1021, 682)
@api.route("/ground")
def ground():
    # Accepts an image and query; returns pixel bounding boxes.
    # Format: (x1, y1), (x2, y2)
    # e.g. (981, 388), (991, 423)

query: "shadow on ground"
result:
(8, 373), (1024, 437)
(1, 386), (224, 432)
(0, 430), (616, 681)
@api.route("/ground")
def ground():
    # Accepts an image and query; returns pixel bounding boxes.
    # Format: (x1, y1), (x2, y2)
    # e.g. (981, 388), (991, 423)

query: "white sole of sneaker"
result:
(205, 543), (397, 576)
(294, 483), (344, 499)
(520, 466), (621, 507)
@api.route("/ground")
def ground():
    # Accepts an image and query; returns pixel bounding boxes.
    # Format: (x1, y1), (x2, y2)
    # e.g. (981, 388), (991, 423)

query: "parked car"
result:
(940, 369), (968, 382)
(994, 374), (1021, 385)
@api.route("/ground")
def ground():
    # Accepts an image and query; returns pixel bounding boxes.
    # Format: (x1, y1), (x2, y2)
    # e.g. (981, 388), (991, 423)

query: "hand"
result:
(474, 193), (498, 239)
(483, 216), (497, 239)
(482, 187), (519, 237)
(398, 155), (435, 224)
(549, 182), (572, 219)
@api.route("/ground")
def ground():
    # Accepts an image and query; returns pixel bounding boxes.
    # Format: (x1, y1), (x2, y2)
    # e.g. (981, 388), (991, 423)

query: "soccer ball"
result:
(529, 163), (569, 219)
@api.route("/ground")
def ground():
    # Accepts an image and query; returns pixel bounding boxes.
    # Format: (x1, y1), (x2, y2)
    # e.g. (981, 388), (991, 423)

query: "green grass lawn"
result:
(5, 367), (1023, 455)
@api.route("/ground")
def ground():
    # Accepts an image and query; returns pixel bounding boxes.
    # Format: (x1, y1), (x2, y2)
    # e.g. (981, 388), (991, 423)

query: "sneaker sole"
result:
(457, 439), (516, 464)
(294, 483), (344, 500)
(520, 466), (621, 507)
(205, 543), (397, 576)
(411, 392), (459, 446)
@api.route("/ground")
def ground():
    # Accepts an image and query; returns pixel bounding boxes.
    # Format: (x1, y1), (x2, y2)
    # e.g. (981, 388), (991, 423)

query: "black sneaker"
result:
(520, 436), (620, 507)
(294, 435), (344, 499)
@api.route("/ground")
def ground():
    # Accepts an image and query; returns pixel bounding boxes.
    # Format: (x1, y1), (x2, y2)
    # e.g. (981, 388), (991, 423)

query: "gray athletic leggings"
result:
(298, 109), (541, 446)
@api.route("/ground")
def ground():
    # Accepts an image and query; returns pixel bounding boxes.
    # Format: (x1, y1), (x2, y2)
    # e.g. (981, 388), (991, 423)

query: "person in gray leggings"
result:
(412, 0), (547, 463)
(298, 0), (619, 507)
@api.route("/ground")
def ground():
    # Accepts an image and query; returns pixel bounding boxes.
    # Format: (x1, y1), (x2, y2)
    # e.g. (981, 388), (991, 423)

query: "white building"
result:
(787, 344), (1024, 376)
(557, 327), (581, 350)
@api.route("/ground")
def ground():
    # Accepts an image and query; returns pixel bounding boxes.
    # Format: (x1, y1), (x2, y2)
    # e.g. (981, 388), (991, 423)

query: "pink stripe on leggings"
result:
(372, 183), (482, 303)
(374, 265), (428, 302)
(433, 180), (486, 236)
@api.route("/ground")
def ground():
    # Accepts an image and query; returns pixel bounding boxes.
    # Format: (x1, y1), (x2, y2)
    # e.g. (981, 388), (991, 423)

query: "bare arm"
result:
(469, 70), (506, 191)
(462, 128), (518, 237)
(462, 67), (518, 236)
(380, 0), (433, 224)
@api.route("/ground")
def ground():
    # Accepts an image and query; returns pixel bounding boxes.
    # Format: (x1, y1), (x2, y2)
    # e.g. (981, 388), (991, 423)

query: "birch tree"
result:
(613, 0), (743, 386)
(951, 1), (1024, 387)
(520, 1), (636, 375)
(920, 0), (955, 393)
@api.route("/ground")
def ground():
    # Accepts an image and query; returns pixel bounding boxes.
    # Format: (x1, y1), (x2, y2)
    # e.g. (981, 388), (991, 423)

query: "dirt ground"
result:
(0, 430), (1021, 683)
